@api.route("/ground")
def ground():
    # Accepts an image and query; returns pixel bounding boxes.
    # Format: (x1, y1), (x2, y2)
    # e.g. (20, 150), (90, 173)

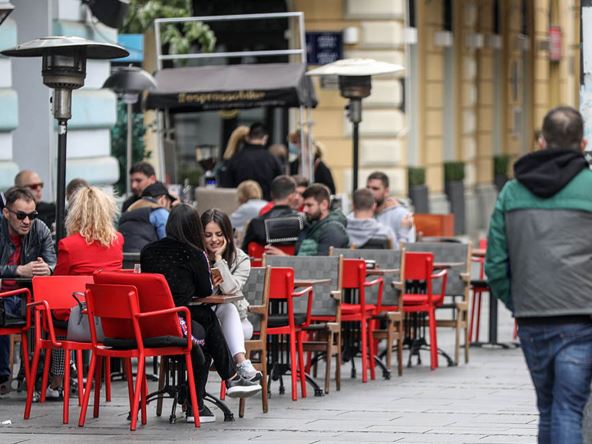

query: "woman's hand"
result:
(212, 236), (227, 263)
(212, 273), (224, 287)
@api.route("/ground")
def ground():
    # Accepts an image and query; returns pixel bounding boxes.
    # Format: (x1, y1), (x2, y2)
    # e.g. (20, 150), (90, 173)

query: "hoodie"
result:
(376, 203), (416, 244)
(346, 215), (397, 249)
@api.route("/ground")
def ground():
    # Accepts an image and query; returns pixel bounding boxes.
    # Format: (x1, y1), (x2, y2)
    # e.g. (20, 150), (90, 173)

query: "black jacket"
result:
(140, 237), (213, 307)
(118, 207), (159, 253)
(0, 217), (56, 277)
(121, 194), (140, 213)
(36, 201), (56, 231)
(241, 204), (298, 250)
(228, 142), (282, 200)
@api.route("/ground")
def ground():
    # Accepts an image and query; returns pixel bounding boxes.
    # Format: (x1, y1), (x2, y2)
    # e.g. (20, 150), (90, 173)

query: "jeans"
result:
(0, 296), (23, 377)
(518, 320), (592, 444)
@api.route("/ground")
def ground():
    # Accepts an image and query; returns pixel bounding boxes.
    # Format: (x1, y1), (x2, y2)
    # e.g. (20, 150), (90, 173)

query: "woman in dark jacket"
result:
(140, 204), (260, 422)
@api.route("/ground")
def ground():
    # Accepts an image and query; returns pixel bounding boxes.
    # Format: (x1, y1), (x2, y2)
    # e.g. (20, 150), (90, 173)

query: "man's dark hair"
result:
(302, 183), (331, 204)
(367, 171), (389, 188)
(542, 106), (584, 150)
(270, 175), (296, 201)
(129, 161), (156, 177)
(66, 178), (89, 200)
(165, 204), (207, 252)
(4, 187), (35, 206)
(292, 175), (309, 188)
(353, 188), (375, 211)
(249, 122), (268, 140)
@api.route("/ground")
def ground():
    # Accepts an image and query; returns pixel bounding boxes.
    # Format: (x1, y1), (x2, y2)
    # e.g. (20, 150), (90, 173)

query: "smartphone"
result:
(211, 267), (223, 282)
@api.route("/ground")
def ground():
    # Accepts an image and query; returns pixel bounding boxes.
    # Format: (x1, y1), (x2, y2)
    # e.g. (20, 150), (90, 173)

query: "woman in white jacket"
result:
(201, 208), (259, 381)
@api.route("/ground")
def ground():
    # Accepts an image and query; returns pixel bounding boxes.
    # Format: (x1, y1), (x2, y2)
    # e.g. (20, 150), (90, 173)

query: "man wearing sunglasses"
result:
(0, 187), (55, 394)
(14, 170), (56, 231)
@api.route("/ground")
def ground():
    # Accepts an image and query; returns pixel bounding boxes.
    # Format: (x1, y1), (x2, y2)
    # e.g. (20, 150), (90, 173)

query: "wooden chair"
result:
(264, 255), (342, 395)
(239, 266), (271, 417)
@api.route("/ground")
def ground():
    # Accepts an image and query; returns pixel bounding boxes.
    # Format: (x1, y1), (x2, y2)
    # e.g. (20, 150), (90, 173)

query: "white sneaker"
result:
(237, 359), (260, 380)
(45, 386), (61, 400)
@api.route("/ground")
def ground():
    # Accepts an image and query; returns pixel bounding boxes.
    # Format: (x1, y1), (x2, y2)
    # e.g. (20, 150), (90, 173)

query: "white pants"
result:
(213, 303), (253, 358)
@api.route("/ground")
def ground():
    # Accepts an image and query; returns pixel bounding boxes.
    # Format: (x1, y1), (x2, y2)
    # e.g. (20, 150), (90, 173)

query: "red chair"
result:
(79, 282), (200, 431)
(266, 267), (312, 401)
(25, 275), (94, 424)
(401, 252), (448, 370)
(248, 242), (295, 267)
(340, 259), (384, 383)
(469, 239), (487, 342)
(0, 288), (32, 393)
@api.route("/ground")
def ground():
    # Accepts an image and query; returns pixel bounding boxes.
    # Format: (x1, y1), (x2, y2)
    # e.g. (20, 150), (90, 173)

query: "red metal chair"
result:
(340, 259), (383, 383)
(266, 267), (313, 401)
(248, 242), (295, 267)
(0, 288), (32, 393)
(401, 252), (448, 370)
(25, 275), (95, 424)
(79, 282), (199, 431)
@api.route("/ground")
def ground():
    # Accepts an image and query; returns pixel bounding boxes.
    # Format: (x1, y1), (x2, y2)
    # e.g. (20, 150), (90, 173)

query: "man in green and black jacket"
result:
(485, 106), (592, 443)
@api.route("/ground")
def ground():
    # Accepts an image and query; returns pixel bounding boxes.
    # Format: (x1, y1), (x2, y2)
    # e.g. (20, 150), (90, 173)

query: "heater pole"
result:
(55, 120), (68, 243)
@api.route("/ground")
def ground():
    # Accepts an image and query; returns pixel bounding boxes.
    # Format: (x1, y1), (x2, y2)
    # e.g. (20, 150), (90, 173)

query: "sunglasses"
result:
(6, 207), (38, 221)
(25, 182), (44, 191)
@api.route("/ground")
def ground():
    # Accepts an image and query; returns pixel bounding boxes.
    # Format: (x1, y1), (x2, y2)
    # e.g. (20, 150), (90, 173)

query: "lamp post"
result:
(0, 2), (14, 26)
(1, 36), (128, 242)
(102, 66), (157, 196)
(307, 59), (404, 197)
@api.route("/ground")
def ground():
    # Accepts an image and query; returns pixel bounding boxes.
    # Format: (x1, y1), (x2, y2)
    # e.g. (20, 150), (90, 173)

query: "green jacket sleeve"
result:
(484, 188), (512, 312)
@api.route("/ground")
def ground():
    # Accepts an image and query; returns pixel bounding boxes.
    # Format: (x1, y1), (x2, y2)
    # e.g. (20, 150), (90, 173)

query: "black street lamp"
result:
(307, 59), (403, 197)
(1, 36), (128, 242)
(103, 66), (157, 196)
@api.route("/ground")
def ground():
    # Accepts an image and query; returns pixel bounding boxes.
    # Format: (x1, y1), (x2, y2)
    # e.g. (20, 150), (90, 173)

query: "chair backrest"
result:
(264, 255), (341, 318)
(32, 275), (94, 309)
(242, 266), (271, 337)
(341, 259), (366, 290)
(404, 241), (471, 297)
(404, 252), (434, 281)
(359, 237), (390, 250)
(92, 271), (182, 338)
(331, 248), (401, 306)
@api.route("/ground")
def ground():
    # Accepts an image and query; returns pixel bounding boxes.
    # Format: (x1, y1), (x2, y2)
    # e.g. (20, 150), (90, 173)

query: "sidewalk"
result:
(0, 307), (540, 444)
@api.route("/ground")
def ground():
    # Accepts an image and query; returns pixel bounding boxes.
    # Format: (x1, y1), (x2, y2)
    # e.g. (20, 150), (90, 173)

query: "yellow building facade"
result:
(293, 0), (581, 235)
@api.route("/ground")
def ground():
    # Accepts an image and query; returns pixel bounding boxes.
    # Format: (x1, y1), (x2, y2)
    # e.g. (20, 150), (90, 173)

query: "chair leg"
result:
(155, 357), (166, 417)
(475, 292), (482, 342)
(40, 348), (51, 402)
(78, 354), (96, 427)
(297, 331), (307, 399)
(140, 366), (148, 426)
(368, 319), (376, 381)
(396, 321), (404, 377)
(219, 380), (226, 400)
(93, 356), (103, 419)
(454, 314), (461, 366)
(324, 331), (333, 395)
(184, 353), (200, 428)
(24, 344), (42, 419)
(130, 356), (144, 431)
(289, 333), (298, 401)
(20, 332), (30, 395)
(105, 357), (111, 402)
(76, 351), (84, 406)
(360, 317), (368, 383)
(385, 318), (394, 371)
(469, 291), (478, 342)
(513, 319), (519, 341)
(261, 348), (269, 413)
(464, 309), (470, 364)
(63, 349), (71, 424)
(428, 308), (439, 370)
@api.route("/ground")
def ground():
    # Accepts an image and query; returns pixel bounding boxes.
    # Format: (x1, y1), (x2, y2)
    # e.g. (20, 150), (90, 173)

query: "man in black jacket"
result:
(0, 187), (55, 392)
(241, 175), (299, 250)
(228, 123), (282, 200)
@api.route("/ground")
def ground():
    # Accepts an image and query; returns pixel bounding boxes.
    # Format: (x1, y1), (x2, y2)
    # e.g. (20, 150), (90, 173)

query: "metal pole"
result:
(581, 0), (592, 153)
(126, 102), (133, 196)
(352, 121), (359, 197)
(55, 120), (68, 243)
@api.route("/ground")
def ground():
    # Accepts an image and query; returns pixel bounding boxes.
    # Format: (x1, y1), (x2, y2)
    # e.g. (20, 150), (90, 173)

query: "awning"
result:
(144, 63), (317, 111)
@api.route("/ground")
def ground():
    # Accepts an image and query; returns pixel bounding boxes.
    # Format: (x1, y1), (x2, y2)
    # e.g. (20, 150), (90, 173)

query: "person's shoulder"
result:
(32, 218), (51, 236)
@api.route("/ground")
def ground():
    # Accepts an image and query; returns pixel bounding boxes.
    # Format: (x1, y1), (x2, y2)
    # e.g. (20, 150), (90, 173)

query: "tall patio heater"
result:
(102, 66), (157, 197)
(307, 59), (403, 197)
(1, 36), (128, 242)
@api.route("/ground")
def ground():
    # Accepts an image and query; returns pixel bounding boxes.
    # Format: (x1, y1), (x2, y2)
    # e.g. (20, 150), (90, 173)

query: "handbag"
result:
(0, 293), (26, 327)
(264, 215), (304, 244)
(66, 291), (104, 342)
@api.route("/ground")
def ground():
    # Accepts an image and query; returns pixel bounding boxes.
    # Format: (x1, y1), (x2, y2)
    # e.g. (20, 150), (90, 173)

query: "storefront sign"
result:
(306, 32), (343, 65)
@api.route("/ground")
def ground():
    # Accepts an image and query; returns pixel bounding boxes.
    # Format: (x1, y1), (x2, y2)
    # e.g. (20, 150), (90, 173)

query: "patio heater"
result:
(1, 36), (128, 242)
(0, 2), (14, 26)
(102, 66), (157, 196)
(307, 59), (403, 196)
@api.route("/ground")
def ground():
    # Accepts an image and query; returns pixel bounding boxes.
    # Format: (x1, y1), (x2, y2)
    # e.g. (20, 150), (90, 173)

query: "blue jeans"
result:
(518, 320), (592, 444)
(0, 296), (23, 377)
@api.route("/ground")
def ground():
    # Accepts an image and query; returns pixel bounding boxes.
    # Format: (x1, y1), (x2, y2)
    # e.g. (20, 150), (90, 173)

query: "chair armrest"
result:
(330, 290), (341, 302)
(391, 281), (404, 290)
(247, 305), (266, 315)
(27, 300), (61, 346)
(431, 269), (447, 280)
(292, 286), (313, 297)
(459, 272), (471, 282)
(363, 277), (383, 288)
(456, 301), (468, 311)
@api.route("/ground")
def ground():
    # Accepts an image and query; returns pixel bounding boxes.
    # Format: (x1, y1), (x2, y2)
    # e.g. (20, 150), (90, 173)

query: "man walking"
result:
(485, 106), (592, 443)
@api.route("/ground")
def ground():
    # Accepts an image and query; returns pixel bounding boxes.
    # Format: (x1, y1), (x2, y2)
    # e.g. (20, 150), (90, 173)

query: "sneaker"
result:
(236, 359), (262, 381)
(225, 374), (262, 399)
(45, 386), (61, 400)
(186, 405), (216, 423)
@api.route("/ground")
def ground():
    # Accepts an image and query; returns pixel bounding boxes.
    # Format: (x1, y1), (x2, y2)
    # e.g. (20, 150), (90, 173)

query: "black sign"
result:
(306, 32), (343, 65)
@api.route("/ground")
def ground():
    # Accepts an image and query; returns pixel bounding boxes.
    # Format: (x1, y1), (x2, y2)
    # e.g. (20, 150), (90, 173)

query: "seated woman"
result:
(201, 209), (260, 381)
(141, 204), (261, 423)
(229, 180), (267, 239)
(53, 186), (123, 398)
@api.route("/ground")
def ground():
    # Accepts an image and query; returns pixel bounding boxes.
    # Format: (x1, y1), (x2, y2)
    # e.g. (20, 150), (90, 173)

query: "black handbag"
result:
(264, 215), (304, 244)
(0, 293), (26, 327)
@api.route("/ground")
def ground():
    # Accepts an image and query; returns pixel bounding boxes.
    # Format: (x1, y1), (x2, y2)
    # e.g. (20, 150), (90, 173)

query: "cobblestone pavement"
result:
(0, 306), (543, 444)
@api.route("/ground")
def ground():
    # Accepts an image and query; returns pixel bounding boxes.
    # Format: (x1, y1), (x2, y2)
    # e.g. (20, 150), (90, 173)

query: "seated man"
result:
(367, 171), (415, 243)
(347, 188), (397, 249)
(14, 170), (55, 230)
(266, 184), (349, 256)
(0, 187), (55, 393)
(241, 175), (299, 250)
(118, 181), (176, 252)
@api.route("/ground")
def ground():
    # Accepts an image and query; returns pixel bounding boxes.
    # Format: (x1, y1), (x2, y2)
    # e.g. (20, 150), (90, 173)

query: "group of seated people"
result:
(0, 163), (415, 424)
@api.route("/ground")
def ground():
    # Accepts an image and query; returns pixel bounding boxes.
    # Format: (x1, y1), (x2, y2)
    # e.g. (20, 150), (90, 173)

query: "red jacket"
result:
(54, 232), (124, 276)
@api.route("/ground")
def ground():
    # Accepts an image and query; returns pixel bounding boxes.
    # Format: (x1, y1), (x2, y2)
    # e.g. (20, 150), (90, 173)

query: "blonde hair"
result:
(236, 180), (262, 204)
(65, 186), (119, 247)
(223, 125), (249, 160)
